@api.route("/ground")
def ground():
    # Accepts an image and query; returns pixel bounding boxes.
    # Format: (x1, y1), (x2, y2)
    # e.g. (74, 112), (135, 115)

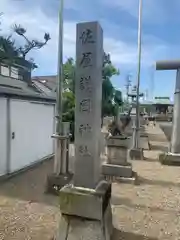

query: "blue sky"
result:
(1, 0), (180, 100)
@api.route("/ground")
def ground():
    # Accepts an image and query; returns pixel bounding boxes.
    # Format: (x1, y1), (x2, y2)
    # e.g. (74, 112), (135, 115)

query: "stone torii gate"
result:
(156, 60), (180, 164)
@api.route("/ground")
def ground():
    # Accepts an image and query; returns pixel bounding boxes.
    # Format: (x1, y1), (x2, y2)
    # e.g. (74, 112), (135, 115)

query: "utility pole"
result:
(46, 0), (73, 194)
(53, 0), (64, 175)
(134, 0), (143, 149)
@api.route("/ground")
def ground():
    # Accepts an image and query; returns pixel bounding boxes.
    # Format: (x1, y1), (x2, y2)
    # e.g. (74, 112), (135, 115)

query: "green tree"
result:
(0, 19), (50, 69)
(62, 91), (75, 121)
(59, 54), (121, 140)
(0, 19), (50, 84)
(61, 58), (76, 140)
(63, 57), (75, 93)
(13, 24), (50, 59)
(102, 53), (120, 119)
(0, 36), (19, 61)
(61, 53), (121, 126)
(114, 89), (123, 106)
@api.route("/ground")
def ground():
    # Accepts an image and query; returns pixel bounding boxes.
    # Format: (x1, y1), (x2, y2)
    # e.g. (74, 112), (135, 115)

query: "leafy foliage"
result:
(0, 36), (19, 61)
(12, 24), (50, 58)
(114, 90), (123, 106)
(0, 16), (50, 71)
(63, 57), (75, 93)
(102, 53), (121, 118)
(61, 54), (122, 126)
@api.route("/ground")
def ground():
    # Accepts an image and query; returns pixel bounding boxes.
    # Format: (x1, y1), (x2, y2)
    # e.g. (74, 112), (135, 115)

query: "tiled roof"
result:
(153, 99), (173, 105)
(0, 75), (55, 101)
(140, 99), (173, 105)
(32, 75), (71, 96)
(32, 75), (57, 91)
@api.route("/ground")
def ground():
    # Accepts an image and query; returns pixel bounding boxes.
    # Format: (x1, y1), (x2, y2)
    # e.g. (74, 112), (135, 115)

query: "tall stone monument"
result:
(57, 22), (112, 240)
(73, 22), (103, 188)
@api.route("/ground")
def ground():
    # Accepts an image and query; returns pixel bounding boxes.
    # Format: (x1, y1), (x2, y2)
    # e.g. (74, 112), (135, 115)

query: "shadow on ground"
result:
(138, 176), (180, 188)
(113, 228), (158, 240)
(112, 196), (131, 206)
(148, 134), (167, 143)
(0, 159), (58, 206)
(150, 144), (169, 152)
(112, 196), (177, 214)
(142, 157), (158, 162)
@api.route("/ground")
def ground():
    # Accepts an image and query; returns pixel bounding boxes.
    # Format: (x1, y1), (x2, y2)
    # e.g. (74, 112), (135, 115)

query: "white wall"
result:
(0, 98), (7, 176)
(10, 99), (55, 172)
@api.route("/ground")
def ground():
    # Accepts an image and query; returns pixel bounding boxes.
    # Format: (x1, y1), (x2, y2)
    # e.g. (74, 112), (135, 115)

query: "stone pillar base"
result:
(139, 135), (150, 150)
(159, 152), (180, 165)
(129, 133), (150, 150)
(45, 173), (73, 195)
(57, 181), (112, 240)
(105, 171), (138, 184)
(128, 148), (144, 160)
(102, 163), (133, 178)
(107, 136), (130, 165)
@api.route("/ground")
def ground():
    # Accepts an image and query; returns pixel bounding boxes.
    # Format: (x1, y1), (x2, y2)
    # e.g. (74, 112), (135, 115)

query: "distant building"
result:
(140, 97), (173, 115)
(153, 97), (173, 113)
(32, 75), (71, 97)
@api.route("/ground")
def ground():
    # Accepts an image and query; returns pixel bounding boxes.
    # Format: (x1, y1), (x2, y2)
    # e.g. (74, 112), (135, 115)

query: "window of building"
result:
(1, 65), (10, 76)
(10, 66), (19, 79)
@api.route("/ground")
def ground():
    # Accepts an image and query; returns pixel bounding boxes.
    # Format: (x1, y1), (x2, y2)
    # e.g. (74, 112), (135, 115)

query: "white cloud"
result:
(0, 0), (170, 76)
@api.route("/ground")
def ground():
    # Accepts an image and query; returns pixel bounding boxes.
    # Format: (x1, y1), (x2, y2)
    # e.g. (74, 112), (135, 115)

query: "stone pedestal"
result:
(107, 136), (130, 165)
(129, 134), (150, 150)
(102, 164), (133, 179)
(46, 122), (73, 195)
(102, 136), (135, 180)
(128, 113), (145, 160)
(159, 152), (180, 165)
(46, 173), (73, 195)
(57, 181), (113, 240)
(128, 147), (144, 160)
(140, 135), (150, 150)
(126, 120), (149, 150)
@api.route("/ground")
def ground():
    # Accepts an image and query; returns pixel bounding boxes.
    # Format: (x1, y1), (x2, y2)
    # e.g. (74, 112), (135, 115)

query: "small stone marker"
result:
(74, 21), (103, 189)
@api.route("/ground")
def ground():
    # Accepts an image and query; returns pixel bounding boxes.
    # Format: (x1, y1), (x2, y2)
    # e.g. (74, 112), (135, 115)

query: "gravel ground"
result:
(0, 124), (180, 239)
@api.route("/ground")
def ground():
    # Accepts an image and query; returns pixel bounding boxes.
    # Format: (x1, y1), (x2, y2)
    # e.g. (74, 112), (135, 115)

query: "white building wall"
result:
(0, 98), (7, 176)
(9, 99), (55, 172)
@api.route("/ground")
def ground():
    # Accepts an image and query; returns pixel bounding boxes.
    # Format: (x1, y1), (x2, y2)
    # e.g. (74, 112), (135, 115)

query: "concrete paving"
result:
(159, 122), (172, 142)
(0, 124), (180, 239)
